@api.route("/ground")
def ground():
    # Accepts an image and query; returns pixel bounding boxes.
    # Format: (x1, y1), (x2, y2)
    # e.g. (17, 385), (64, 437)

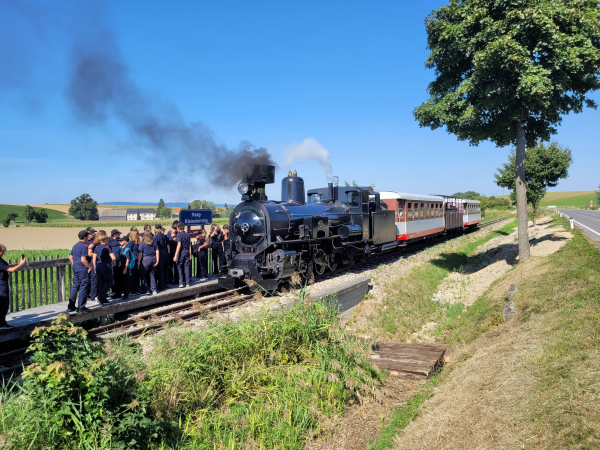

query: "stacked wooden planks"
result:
(370, 342), (451, 380)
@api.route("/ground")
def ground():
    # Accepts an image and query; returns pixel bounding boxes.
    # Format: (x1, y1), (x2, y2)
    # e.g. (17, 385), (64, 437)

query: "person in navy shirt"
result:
(68, 230), (93, 313)
(166, 221), (180, 286)
(173, 223), (191, 287)
(139, 231), (159, 294)
(154, 224), (168, 291)
(85, 227), (99, 301)
(127, 228), (141, 293)
(0, 244), (26, 329)
(119, 235), (134, 300)
(93, 234), (116, 305)
(108, 229), (123, 299)
(195, 228), (209, 281)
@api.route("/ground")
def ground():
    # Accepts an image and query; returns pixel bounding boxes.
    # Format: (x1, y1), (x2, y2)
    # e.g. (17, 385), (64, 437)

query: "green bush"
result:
(1, 315), (170, 449)
(1, 296), (382, 449)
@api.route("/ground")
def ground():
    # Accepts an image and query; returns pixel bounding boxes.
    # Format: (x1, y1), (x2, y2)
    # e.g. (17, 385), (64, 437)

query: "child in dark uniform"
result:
(154, 224), (168, 291)
(0, 244), (26, 329)
(139, 231), (159, 295)
(195, 229), (209, 281)
(173, 223), (191, 287)
(93, 234), (116, 305)
(120, 236), (134, 300)
(221, 225), (230, 275)
(208, 224), (223, 275)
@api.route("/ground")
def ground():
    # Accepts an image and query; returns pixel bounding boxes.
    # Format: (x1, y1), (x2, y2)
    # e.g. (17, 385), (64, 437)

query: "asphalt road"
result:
(559, 209), (600, 243)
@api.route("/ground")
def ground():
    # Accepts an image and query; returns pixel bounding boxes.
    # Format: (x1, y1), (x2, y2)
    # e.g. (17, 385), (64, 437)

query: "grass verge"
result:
(373, 215), (600, 449)
(0, 294), (384, 449)
(372, 218), (517, 340)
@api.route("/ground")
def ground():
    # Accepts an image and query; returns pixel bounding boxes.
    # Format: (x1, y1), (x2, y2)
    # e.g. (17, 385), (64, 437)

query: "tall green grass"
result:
(0, 294), (383, 449)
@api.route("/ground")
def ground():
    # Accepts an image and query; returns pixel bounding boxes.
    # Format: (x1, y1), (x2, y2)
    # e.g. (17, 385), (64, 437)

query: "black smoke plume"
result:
(3, 1), (276, 190)
(65, 23), (275, 189)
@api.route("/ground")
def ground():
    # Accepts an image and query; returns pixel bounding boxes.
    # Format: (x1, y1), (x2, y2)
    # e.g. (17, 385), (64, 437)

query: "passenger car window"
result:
(407, 202), (412, 219)
(398, 200), (405, 220)
(420, 203), (424, 219)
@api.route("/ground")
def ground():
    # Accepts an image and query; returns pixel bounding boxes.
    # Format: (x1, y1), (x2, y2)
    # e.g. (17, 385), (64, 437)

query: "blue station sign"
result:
(179, 209), (213, 226)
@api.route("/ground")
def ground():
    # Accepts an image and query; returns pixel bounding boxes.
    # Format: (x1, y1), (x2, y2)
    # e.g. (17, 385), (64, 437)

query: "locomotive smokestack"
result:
(240, 164), (275, 202)
(281, 169), (305, 204)
(328, 182), (334, 202)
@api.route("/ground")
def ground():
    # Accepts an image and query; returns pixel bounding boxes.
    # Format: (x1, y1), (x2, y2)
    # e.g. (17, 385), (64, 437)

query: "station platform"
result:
(1, 277), (221, 343)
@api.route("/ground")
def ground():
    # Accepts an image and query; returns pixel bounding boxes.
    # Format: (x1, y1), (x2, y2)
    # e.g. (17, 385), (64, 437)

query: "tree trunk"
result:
(513, 120), (530, 262)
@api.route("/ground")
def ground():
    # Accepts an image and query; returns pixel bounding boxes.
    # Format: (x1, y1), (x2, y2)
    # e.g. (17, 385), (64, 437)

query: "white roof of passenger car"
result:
(461, 199), (481, 204)
(378, 191), (444, 202)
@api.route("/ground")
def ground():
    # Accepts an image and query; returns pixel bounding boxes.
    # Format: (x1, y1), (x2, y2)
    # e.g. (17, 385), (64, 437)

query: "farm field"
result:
(0, 204), (75, 223)
(496, 190), (597, 208)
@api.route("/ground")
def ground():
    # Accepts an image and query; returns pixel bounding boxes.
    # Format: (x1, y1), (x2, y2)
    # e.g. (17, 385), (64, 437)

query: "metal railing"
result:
(7, 249), (220, 313)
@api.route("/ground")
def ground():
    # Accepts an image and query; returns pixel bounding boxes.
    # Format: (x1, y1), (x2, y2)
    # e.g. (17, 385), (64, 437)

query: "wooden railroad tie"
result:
(370, 342), (452, 380)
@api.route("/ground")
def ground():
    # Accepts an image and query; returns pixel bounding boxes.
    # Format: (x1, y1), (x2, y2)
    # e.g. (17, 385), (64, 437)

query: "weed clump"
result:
(143, 297), (382, 448)
(0, 296), (382, 449)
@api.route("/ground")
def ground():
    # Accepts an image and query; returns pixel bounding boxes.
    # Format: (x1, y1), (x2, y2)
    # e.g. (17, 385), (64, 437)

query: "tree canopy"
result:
(155, 199), (172, 219)
(452, 191), (481, 199)
(495, 141), (572, 221)
(69, 194), (99, 221)
(414, 0), (600, 148)
(596, 184), (600, 205)
(414, 0), (600, 262)
(188, 200), (217, 214)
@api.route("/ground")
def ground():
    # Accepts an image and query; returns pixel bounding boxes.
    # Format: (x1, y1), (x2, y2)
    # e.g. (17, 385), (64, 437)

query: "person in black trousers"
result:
(108, 229), (123, 299)
(173, 223), (191, 287)
(220, 225), (230, 275)
(93, 234), (116, 305)
(127, 229), (141, 294)
(195, 228), (209, 281)
(154, 224), (168, 290)
(166, 221), (180, 285)
(0, 244), (26, 330)
(208, 224), (223, 275)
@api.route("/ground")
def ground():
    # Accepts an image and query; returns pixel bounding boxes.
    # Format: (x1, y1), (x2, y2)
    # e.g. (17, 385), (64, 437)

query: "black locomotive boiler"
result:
(218, 164), (398, 291)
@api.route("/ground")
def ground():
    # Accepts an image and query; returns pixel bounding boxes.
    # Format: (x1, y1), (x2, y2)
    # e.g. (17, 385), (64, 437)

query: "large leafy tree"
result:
(495, 142), (572, 224)
(414, 0), (600, 262)
(596, 184), (600, 205)
(23, 205), (37, 223)
(189, 200), (217, 214)
(69, 194), (99, 221)
(155, 198), (172, 219)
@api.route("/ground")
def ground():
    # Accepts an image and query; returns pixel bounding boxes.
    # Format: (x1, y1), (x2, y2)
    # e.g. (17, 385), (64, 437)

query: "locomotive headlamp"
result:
(238, 181), (251, 195)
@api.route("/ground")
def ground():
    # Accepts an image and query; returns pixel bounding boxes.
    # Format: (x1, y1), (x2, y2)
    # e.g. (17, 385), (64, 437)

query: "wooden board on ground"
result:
(370, 342), (451, 380)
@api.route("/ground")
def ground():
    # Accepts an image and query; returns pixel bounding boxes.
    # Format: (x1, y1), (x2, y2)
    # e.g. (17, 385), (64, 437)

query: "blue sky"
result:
(1, 0), (598, 206)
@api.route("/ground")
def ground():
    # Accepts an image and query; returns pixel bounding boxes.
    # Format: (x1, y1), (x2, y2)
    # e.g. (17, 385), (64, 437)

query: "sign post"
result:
(179, 209), (213, 228)
(590, 200), (594, 210)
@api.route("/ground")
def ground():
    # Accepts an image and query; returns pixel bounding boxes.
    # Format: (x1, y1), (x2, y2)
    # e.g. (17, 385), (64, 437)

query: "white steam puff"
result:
(283, 138), (332, 180)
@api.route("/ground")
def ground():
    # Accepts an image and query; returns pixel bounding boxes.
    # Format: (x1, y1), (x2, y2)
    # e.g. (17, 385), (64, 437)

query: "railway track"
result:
(0, 217), (510, 379)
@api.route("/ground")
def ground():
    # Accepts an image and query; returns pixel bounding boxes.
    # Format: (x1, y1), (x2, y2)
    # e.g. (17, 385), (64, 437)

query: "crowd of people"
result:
(66, 220), (230, 313)
(0, 220), (231, 326)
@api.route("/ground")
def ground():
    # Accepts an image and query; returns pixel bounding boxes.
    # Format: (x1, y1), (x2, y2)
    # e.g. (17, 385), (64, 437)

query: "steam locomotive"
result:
(218, 164), (480, 291)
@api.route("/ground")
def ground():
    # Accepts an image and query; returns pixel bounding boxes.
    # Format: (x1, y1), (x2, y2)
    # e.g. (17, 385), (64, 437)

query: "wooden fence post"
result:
(58, 266), (66, 303)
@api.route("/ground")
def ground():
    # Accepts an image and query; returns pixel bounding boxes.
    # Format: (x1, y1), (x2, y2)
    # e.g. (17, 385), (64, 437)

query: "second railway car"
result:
(379, 191), (445, 242)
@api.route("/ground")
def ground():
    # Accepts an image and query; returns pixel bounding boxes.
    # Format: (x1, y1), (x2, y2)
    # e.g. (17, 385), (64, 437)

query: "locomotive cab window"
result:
(308, 193), (321, 203)
(346, 191), (360, 207)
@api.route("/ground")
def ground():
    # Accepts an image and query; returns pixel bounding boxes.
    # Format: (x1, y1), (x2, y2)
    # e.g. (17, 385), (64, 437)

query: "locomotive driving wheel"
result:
(313, 249), (328, 275)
